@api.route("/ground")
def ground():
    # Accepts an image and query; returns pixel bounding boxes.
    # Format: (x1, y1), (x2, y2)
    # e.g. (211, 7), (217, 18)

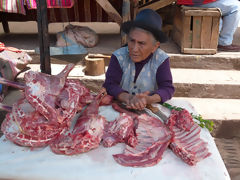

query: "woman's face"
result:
(127, 28), (160, 63)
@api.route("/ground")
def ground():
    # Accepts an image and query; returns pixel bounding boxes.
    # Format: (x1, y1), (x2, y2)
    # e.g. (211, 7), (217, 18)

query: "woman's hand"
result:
(127, 91), (149, 110)
(127, 91), (161, 110)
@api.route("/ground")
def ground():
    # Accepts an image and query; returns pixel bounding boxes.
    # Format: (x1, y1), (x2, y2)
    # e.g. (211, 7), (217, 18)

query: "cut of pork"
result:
(102, 113), (137, 148)
(113, 114), (172, 167)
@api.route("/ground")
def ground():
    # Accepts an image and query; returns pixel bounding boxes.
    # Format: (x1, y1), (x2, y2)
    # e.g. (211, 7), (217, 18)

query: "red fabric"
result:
(177, 0), (216, 5)
(0, 42), (22, 53)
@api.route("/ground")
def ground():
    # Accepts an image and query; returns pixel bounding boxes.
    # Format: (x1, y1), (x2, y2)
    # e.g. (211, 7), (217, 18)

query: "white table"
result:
(0, 99), (230, 180)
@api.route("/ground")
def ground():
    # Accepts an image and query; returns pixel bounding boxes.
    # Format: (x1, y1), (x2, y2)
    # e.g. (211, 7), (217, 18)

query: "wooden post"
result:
(121, 0), (131, 46)
(0, 14), (10, 33)
(36, 0), (51, 74)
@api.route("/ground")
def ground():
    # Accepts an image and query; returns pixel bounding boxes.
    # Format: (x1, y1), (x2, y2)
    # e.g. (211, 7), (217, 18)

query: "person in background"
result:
(177, 0), (240, 51)
(103, 9), (175, 111)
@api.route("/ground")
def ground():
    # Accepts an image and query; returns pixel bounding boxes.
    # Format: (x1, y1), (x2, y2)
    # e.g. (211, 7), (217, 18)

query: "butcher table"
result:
(0, 99), (230, 180)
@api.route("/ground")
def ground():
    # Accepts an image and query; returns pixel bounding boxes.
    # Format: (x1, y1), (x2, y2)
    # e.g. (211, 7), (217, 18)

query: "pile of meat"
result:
(0, 64), (211, 167)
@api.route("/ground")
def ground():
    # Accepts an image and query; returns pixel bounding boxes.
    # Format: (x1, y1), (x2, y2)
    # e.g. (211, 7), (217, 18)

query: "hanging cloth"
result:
(0, 0), (26, 14)
(25, 0), (74, 9)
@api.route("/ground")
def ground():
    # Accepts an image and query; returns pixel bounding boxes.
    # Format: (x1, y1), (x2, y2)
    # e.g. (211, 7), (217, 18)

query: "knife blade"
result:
(145, 104), (171, 123)
(69, 104), (89, 132)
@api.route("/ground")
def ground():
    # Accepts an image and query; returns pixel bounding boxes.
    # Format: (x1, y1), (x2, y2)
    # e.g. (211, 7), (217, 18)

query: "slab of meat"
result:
(24, 64), (74, 124)
(50, 114), (106, 155)
(113, 114), (172, 167)
(1, 113), (55, 147)
(102, 113), (137, 148)
(167, 109), (195, 131)
(167, 109), (211, 166)
(50, 93), (108, 155)
(12, 98), (62, 139)
(56, 79), (87, 128)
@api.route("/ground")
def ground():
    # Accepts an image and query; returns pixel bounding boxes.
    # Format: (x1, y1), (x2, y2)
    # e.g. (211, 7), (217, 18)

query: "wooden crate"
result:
(172, 6), (221, 54)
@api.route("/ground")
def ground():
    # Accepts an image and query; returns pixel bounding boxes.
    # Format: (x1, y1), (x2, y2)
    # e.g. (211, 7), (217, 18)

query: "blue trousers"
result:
(193, 0), (240, 46)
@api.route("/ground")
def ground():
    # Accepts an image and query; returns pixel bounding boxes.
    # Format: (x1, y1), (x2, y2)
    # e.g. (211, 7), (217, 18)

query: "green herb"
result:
(162, 103), (214, 132)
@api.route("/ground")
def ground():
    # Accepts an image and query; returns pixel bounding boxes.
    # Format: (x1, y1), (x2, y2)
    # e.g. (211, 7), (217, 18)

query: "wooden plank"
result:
(96, 0), (122, 25)
(183, 48), (217, 54)
(184, 10), (220, 17)
(201, 16), (212, 48)
(139, 0), (175, 11)
(84, 0), (91, 22)
(96, 2), (103, 22)
(210, 16), (220, 48)
(192, 16), (201, 48)
(182, 16), (192, 51)
(73, 0), (80, 22)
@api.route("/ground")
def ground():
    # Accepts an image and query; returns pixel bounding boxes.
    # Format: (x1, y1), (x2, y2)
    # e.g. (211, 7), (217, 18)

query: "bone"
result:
(0, 77), (25, 90)
(0, 103), (12, 112)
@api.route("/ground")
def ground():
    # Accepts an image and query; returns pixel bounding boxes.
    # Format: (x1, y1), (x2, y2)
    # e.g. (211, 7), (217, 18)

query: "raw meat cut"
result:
(167, 109), (211, 166)
(102, 113), (137, 148)
(50, 114), (106, 155)
(24, 64), (74, 124)
(113, 114), (172, 167)
(1, 113), (55, 147)
(50, 93), (108, 155)
(167, 109), (195, 131)
(12, 98), (61, 139)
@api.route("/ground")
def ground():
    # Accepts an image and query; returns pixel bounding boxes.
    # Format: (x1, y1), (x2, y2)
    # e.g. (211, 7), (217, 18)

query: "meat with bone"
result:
(167, 109), (211, 166)
(24, 64), (74, 124)
(56, 79), (92, 128)
(12, 98), (62, 139)
(102, 113), (137, 148)
(50, 93), (107, 155)
(167, 109), (195, 131)
(0, 64), (92, 148)
(1, 113), (56, 147)
(113, 114), (172, 167)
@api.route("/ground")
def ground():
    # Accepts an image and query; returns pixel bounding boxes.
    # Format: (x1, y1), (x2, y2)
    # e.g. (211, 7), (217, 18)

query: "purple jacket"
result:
(103, 53), (175, 103)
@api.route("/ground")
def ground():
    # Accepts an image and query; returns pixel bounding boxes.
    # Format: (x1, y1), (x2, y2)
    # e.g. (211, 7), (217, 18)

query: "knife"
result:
(145, 104), (171, 123)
